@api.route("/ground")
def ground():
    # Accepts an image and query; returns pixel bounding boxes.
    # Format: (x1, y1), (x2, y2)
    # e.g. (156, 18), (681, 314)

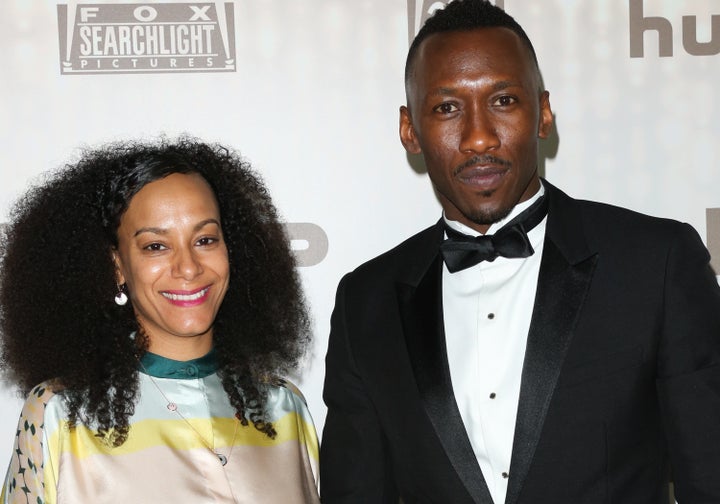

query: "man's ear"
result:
(538, 90), (553, 139)
(399, 106), (422, 154)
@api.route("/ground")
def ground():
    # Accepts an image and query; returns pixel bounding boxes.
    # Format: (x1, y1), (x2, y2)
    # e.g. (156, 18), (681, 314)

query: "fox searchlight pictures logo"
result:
(57, 2), (236, 75)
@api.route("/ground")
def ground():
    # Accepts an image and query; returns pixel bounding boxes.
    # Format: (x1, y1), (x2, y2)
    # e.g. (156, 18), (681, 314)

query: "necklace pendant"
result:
(167, 402), (177, 411)
(217, 453), (228, 466)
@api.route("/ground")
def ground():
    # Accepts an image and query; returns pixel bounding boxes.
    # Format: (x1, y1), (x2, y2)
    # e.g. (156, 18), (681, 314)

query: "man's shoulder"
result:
(548, 186), (703, 260)
(572, 197), (688, 236)
(343, 222), (441, 284)
(547, 181), (690, 237)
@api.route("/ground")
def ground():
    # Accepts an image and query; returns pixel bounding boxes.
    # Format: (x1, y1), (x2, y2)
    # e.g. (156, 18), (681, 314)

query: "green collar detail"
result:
(138, 349), (218, 379)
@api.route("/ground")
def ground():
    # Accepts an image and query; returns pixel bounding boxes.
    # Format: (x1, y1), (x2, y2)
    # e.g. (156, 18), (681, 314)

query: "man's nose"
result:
(459, 107), (500, 153)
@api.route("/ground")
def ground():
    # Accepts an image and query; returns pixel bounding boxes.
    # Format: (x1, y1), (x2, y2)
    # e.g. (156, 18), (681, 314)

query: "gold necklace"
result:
(139, 361), (239, 467)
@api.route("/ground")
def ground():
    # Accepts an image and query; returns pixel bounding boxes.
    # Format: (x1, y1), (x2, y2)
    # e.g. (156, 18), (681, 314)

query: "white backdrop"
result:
(1, 0), (718, 496)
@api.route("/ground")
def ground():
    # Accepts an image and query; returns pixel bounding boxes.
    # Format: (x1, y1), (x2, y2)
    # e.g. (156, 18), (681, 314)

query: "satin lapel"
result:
(504, 236), (598, 504)
(398, 256), (494, 504)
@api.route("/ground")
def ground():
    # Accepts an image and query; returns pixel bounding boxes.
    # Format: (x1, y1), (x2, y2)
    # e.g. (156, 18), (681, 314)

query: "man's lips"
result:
(453, 155), (511, 187)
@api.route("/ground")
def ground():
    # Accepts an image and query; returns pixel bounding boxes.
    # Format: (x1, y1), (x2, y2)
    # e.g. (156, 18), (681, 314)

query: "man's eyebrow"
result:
(428, 80), (521, 97)
(432, 86), (459, 96)
(491, 80), (519, 91)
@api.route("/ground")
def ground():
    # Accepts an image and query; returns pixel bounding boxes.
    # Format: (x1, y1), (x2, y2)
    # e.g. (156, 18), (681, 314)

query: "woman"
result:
(0, 138), (319, 503)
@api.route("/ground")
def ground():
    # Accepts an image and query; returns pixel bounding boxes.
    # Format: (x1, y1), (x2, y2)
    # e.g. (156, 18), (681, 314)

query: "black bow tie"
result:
(439, 196), (548, 273)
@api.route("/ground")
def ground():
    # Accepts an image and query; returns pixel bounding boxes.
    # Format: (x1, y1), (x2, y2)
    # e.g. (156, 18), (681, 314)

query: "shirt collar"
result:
(138, 348), (218, 379)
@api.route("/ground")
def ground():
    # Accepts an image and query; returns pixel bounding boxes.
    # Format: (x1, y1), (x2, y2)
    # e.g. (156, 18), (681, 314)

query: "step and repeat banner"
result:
(1, 0), (718, 488)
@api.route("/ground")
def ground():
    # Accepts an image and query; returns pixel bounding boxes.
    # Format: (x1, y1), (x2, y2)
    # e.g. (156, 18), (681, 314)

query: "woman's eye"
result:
(196, 237), (217, 247)
(144, 242), (166, 252)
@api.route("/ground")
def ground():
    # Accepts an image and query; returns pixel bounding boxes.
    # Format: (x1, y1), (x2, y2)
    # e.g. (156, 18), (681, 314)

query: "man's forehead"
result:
(418, 27), (527, 63)
(408, 27), (540, 90)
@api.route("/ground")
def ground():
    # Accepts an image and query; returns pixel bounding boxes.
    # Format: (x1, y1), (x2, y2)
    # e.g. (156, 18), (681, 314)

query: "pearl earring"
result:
(114, 284), (128, 306)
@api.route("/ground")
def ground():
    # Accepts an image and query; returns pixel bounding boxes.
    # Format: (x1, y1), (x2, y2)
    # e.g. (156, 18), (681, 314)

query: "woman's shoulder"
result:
(275, 378), (307, 401)
(265, 378), (308, 406)
(264, 378), (319, 464)
(263, 378), (315, 423)
(2, 381), (65, 504)
(13, 381), (68, 439)
(18, 381), (64, 419)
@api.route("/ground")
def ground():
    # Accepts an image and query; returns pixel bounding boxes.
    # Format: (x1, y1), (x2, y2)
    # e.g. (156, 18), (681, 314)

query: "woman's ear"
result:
(111, 249), (126, 286)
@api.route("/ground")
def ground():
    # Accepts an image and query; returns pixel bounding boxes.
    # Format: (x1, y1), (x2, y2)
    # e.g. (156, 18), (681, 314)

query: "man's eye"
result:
(494, 95), (517, 106)
(434, 102), (459, 114)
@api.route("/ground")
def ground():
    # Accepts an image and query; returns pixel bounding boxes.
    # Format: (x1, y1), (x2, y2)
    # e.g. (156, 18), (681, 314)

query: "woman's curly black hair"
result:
(0, 137), (311, 445)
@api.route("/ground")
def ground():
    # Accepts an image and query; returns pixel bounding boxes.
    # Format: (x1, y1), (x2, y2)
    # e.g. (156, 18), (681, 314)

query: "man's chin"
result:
(467, 205), (513, 227)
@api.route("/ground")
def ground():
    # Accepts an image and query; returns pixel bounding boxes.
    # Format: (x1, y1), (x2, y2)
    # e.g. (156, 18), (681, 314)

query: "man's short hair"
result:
(405, 0), (540, 88)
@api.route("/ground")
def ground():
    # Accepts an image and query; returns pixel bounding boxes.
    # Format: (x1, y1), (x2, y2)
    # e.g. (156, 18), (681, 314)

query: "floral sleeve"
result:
(1, 384), (55, 504)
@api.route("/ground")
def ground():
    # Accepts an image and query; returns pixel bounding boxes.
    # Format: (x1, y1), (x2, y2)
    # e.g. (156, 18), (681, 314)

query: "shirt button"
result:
(489, 392), (496, 399)
(502, 472), (509, 479)
(186, 366), (197, 376)
(487, 313), (495, 319)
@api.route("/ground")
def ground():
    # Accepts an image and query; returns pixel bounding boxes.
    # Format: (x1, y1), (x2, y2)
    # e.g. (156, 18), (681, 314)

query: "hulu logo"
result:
(630, 0), (720, 57)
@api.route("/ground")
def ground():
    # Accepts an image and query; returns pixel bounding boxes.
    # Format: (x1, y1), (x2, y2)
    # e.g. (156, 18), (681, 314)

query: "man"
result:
(321, 1), (720, 503)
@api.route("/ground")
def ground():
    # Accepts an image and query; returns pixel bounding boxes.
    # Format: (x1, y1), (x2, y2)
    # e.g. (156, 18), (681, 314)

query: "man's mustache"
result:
(453, 155), (511, 176)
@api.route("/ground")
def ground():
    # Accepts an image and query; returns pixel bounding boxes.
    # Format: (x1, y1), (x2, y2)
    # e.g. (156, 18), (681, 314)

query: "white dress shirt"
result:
(442, 185), (547, 504)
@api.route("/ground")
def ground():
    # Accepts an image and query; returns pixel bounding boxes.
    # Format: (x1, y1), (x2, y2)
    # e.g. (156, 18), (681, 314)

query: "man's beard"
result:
(450, 154), (515, 226)
(465, 190), (514, 226)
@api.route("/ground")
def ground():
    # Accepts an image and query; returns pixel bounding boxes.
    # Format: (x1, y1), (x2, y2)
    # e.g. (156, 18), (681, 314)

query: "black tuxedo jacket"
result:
(321, 181), (720, 503)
